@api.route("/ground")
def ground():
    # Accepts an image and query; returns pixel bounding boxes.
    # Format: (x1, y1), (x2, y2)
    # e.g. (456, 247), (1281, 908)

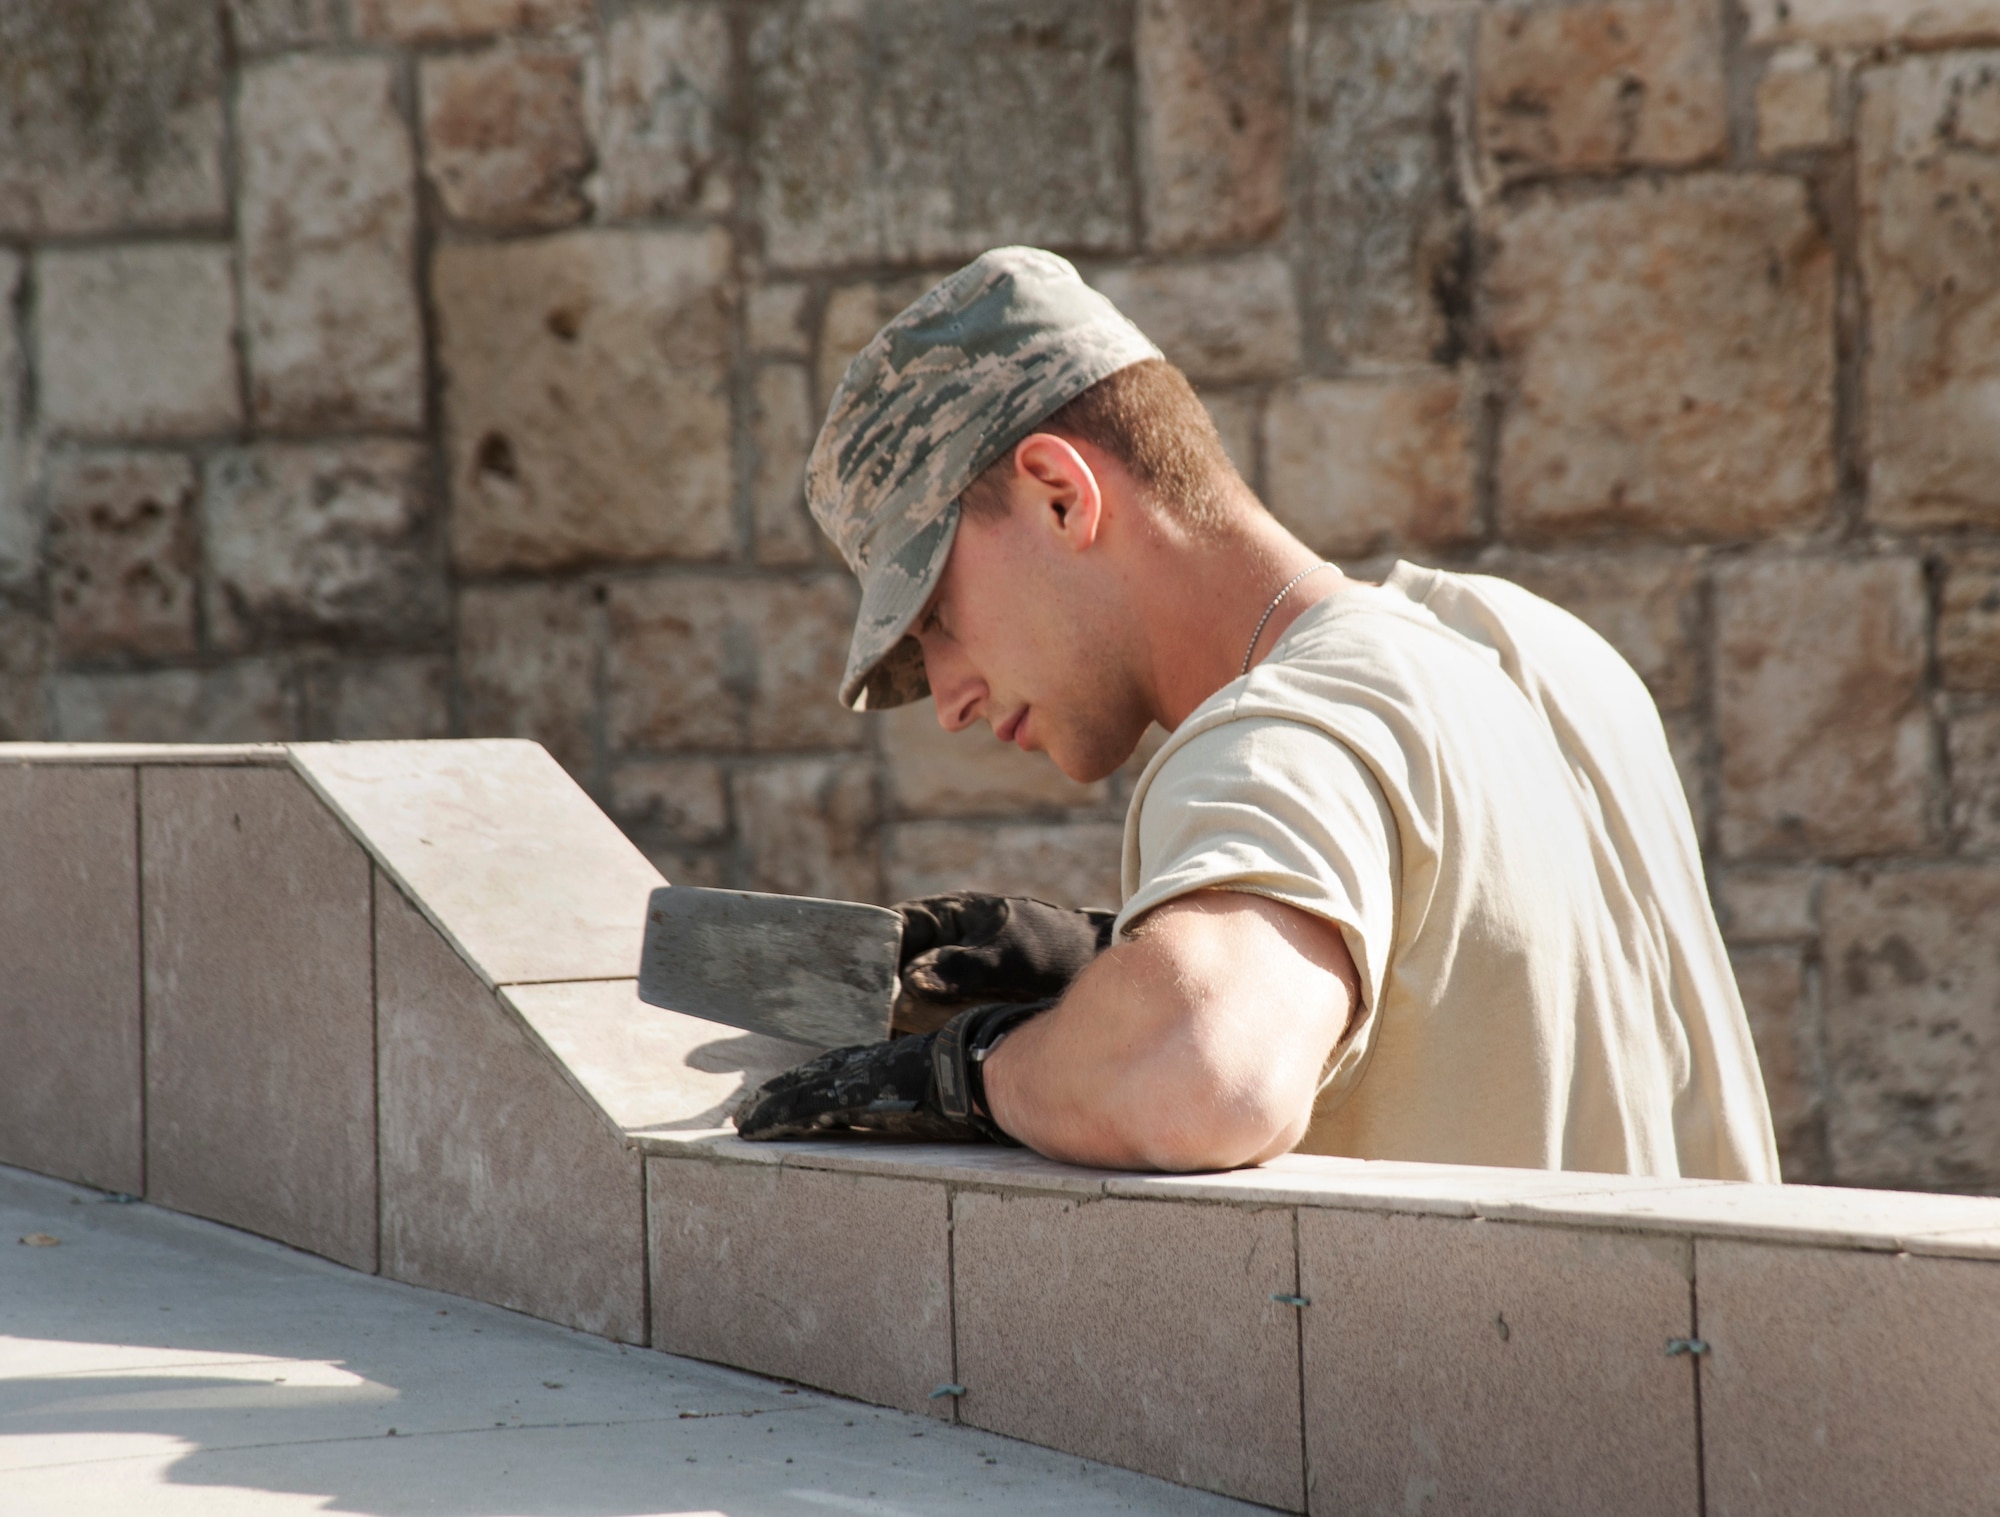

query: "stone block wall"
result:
(2, 0), (1997, 1192)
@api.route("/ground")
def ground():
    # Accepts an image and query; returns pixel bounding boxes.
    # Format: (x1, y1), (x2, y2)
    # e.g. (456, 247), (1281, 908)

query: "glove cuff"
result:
(931, 1000), (1052, 1145)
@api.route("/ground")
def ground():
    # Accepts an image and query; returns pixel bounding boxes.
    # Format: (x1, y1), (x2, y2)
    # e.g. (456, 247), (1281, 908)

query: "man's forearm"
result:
(979, 892), (1357, 1171)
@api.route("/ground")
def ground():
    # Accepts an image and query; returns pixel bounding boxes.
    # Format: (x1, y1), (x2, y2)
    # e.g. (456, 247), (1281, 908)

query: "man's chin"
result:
(1046, 730), (1143, 786)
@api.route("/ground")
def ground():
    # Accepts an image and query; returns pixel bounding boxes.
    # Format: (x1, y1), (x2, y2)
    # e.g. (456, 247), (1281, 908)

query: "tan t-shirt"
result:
(1116, 562), (1779, 1181)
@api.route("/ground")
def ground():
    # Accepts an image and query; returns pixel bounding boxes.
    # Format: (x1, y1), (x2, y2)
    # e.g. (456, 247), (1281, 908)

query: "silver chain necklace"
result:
(1241, 562), (1331, 677)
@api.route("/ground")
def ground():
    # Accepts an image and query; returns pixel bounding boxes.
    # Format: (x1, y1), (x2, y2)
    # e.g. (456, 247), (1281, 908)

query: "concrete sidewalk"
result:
(0, 1165), (1261, 1517)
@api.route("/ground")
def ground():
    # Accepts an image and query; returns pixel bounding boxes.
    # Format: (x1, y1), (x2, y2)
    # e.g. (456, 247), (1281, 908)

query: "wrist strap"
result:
(932, 1000), (1052, 1145)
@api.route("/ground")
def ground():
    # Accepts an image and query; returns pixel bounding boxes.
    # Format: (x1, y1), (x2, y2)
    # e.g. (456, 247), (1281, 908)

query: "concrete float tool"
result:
(635, 884), (903, 1048)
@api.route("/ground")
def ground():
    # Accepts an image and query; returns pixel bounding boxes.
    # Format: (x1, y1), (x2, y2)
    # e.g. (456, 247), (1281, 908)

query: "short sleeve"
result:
(1114, 716), (1399, 1016)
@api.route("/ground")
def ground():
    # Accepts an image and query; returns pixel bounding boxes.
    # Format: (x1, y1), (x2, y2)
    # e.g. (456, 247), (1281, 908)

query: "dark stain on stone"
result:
(477, 432), (519, 482)
(0, 0), (222, 192)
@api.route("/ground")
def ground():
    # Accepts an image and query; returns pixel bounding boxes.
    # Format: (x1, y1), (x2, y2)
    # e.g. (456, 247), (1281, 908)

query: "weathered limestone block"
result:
(1758, 47), (1838, 155)
(1489, 175), (1835, 540)
(423, 44), (593, 230)
(885, 820), (1123, 907)
(1297, 4), (1472, 366)
(882, 701), (1109, 819)
(1823, 865), (2000, 1191)
(1714, 556), (1930, 858)
(1940, 552), (2000, 691)
(1859, 52), (2000, 528)
(457, 580), (597, 780)
(0, 0), (226, 235)
(1200, 390), (1260, 488)
(46, 452), (200, 660)
(1263, 373), (1476, 558)
(301, 656), (451, 742)
(202, 442), (445, 651)
(352, 0), (592, 42)
(52, 663), (297, 743)
(746, 282), (810, 358)
(816, 271), (947, 409)
(1743, 0), (2000, 48)
(36, 245), (241, 440)
(1715, 865), (1819, 942)
(1731, 944), (1828, 1183)
(608, 759), (729, 846)
(595, 3), (733, 221)
(605, 574), (861, 753)
(1476, 548), (1703, 713)
(733, 756), (882, 901)
(239, 55), (424, 433)
(748, 0), (1134, 268)
(751, 363), (821, 567)
(225, 0), (340, 51)
(1949, 704), (2000, 852)
(1478, 0), (1728, 180)
(1090, 254), (1301, 384)
(436, 228), (735, 573)
(0, 252), (26, 589)
(0, 609), (49, 740)
(1135, 0), (1289, 251)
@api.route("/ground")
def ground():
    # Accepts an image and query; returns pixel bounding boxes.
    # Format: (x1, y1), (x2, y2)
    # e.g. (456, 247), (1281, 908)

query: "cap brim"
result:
(839, 503), (960, 711)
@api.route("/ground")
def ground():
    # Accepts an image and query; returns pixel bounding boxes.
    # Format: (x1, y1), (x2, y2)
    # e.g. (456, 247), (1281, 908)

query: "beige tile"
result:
(1700, 1239), (2000, 1515)
(0, 764), (141, 1194)
(1301, 1210), (1698, 1515)
(953, 1191), (1302, 1509)
(1487, 1179), (2000, 1251)
(289, 740), (661, 987)
(777, 1140), (1121, 1196)
(141, 765), (375, 1269)
(0, 744), (286, 766)
(502, 978), (814, 1134)
(1106, 1154), (1694, 1217)
(377, 883), (646, 1342)
(648, 1153), (952, 1413)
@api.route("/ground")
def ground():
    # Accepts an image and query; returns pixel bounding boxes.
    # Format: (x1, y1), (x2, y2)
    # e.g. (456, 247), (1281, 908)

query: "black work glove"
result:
(892, 893), (1113, 1034)
(733, 1001), (1052, 1144)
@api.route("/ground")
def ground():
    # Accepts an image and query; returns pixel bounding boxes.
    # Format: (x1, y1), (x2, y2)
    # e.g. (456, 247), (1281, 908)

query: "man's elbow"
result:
(1113, 1080), (1312, 1173)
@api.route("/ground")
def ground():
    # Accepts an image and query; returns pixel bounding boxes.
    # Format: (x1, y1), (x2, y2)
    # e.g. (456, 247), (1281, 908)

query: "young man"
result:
(735, 246), (1779, 1182)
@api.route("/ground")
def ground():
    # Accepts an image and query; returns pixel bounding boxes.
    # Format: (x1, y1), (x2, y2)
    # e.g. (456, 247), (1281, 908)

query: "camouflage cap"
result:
(806, 246), (1162, 711)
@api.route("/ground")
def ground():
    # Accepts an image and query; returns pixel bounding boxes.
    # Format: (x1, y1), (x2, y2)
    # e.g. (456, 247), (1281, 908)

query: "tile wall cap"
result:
(287, 739), (663, 988)
(1902, 1226), (2000, 1264)
(1099, 1156), (1707, 1215)
(1484, 1176), (2000, 1252)
(505, 978), (813, 1139)
(633, 1132), (1119, 1193)
(638, 1131), (787, 1165)
(0, 743), (289, 766)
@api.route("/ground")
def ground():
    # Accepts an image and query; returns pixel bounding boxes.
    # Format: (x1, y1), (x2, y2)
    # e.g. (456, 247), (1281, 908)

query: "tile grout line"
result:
(1292, 1204), (1309, 1516)
(370, 863), (383, 1278)
(132, 766), (148, 1200)
(1691, 1239), (1709, 1517)
(638, 1153), (653, 1353)
(945, 1180), (961, 1428)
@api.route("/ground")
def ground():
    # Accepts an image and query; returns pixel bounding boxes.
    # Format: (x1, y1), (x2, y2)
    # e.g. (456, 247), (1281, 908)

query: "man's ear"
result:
(1011, 433), (1103, 551)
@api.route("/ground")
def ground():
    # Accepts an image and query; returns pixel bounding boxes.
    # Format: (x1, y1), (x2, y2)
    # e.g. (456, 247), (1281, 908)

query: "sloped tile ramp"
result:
(4, 740), (1999, 1514)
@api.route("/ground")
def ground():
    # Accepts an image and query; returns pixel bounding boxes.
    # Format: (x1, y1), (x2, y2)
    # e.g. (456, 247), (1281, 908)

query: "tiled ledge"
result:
(5, 741), (1999, 1515)
(631, 1129), (2000, 1262)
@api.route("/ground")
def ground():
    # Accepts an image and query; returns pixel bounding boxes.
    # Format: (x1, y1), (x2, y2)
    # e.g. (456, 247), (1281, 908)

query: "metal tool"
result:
(636, 885), (903, 1049)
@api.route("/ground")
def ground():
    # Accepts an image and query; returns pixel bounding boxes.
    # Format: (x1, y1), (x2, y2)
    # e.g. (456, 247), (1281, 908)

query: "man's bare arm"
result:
(979, 890), (1359, 1171)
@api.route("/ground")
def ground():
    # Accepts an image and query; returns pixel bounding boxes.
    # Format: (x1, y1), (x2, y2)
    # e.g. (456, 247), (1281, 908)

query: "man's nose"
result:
(924, 645), (984, 733)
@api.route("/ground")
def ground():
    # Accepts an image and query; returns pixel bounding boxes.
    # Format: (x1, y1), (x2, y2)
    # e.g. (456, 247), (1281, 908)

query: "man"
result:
(735, 246), (1779, 1182)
